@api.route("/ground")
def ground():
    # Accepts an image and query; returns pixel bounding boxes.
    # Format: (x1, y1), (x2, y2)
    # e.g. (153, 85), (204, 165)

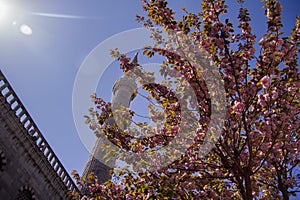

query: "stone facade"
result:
(0, 71), (79, 199)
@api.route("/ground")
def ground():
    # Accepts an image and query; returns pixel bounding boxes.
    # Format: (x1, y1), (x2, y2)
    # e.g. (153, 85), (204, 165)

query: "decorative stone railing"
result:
(0, 70), (79, 194)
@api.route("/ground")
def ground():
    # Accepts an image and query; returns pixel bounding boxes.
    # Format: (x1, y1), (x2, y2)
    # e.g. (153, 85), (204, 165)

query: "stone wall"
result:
(0, 71), (79, 199)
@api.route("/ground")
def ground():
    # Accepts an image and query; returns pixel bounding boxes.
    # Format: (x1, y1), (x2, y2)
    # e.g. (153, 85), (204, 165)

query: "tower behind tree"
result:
(82, 64), (137, 187)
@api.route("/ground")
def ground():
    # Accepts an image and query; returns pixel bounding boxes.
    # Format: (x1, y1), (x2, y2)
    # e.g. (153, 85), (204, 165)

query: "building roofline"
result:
(0, 70), (79, 194)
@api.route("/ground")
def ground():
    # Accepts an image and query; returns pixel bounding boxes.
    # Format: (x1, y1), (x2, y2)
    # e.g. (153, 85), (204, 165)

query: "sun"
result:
(0, 2), (10, 22)
(0, 2), (33, 35)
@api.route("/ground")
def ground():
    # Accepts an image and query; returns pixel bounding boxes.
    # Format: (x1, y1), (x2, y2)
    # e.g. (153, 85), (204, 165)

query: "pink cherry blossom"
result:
(261, 75), (270, 89)
(71, 1), (300, 199)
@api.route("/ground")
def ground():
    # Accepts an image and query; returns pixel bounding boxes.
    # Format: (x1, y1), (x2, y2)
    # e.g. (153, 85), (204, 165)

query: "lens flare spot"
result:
(20, 24), (32, 35)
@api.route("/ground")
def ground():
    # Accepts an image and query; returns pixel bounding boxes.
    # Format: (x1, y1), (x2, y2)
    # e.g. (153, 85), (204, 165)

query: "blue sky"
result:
(0, 0), (299, 183)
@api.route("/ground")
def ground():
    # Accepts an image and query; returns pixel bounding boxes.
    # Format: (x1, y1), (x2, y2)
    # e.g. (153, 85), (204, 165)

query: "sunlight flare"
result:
(19, 24), (32, 35)
(32, 12), (89, 19)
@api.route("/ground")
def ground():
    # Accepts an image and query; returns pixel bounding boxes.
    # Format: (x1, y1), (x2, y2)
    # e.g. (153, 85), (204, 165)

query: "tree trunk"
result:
(244, 173), (253, 200)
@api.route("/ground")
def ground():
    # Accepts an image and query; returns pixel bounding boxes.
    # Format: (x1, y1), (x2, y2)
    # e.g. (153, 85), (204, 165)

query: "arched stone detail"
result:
(14, 186), (36, 200)
(0, 148), (6, 172)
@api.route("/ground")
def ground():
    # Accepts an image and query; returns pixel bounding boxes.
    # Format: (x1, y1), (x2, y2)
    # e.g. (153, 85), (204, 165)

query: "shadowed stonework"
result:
(0, 70), (79, 199)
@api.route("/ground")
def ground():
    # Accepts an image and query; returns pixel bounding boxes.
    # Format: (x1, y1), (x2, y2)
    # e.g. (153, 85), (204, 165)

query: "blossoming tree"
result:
(71, 0), (300, 199)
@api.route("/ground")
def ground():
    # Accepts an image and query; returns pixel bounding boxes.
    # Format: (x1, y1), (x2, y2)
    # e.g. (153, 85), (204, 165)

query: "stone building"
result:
(0, 53), (138, 198)
(0, 70), (79, 199)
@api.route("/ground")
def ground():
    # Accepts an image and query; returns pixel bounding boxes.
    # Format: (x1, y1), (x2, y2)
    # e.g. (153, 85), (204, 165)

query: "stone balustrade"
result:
(0, 70), (79, 194)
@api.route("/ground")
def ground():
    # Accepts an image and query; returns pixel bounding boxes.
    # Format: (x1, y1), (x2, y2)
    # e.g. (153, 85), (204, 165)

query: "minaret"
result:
(82, 54), (138, 188)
